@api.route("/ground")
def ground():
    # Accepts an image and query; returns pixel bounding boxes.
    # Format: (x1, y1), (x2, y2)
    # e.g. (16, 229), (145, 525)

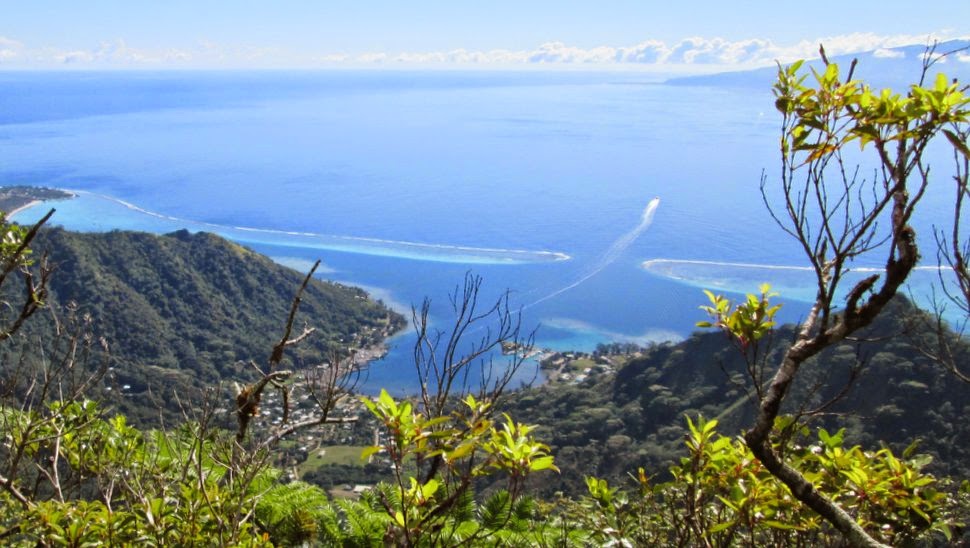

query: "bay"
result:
(2, 70), (957, 393)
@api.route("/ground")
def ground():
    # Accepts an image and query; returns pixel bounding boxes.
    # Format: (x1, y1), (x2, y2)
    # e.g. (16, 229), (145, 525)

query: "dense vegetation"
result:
(503, 296), (970, 499)
(2, 51), (970, 546)
(0, 186), (74, 213)
(4, 227), (404, 424)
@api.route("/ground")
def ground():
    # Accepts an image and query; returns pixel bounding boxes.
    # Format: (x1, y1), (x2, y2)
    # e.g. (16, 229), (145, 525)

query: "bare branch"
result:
(268, 259), (320, 369)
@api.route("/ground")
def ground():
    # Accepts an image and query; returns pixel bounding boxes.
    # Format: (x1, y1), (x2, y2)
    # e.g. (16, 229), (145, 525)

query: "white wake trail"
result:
(525, 197), (660, 309)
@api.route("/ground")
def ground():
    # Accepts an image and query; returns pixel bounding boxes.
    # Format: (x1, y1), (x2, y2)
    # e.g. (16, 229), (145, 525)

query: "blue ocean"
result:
(2, 70), (956, 393)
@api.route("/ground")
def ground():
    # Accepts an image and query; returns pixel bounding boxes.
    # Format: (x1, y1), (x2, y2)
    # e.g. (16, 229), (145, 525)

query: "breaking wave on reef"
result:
(12, 190), (571, 265)
(641, 258), (950, 303)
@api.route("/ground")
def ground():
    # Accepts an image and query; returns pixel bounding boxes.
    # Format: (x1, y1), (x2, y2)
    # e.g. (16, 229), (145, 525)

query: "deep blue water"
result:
(2, 70), (958, 393)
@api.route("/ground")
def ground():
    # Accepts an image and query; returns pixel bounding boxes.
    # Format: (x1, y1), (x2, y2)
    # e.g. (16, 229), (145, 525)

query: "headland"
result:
(0, 186), (75, 217)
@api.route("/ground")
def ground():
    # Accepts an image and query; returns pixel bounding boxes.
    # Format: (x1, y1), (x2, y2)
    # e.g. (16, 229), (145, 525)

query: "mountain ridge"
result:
(666, 39), (970, 89)
(4, 227), (405, 424)
(503, 296), (970, 498)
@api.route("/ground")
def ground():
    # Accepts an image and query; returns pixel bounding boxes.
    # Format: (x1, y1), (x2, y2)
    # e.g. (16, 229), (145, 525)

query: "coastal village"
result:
(504, 339), (641, 384)
(2, 184), (652, 502)
(249, 341), (647, 500)
(535, 346), (627, 385)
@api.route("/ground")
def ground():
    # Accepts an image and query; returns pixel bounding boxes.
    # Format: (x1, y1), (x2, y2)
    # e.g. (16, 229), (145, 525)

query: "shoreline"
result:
(1, 186), (76, 220)
(0, 183), (409, 378)
(0, 185), (668, 367)
(6, 199), (41, 219)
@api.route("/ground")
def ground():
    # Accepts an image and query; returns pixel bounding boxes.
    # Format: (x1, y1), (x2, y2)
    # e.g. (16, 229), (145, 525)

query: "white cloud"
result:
(357, 52), (388, 64)
(922, 51), (949, 64)
(48, 39), (195, 66)
(616, 40), (667, 63)
(526, 41), (617, 63)
(166, 49), (192, 62)
(0, 30), (965, 69)
(0, 36), (23, 61)
(473, 32), (963, 68)
(775, 31), (965, 63)
(316, 53), (350, 63)
(59, 50), (95, 64)
(873, 48), (905, 59)
(663, 37), (779, 64)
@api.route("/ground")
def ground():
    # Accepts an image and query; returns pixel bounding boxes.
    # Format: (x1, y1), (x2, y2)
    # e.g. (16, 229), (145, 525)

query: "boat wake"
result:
(525, 197), (660, 308)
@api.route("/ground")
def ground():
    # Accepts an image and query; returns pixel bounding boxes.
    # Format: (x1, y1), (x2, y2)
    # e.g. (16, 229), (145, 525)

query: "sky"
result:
(1, 1), (968, 70)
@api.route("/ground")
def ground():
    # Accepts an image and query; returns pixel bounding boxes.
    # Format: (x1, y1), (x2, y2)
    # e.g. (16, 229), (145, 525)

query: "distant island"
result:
(0, 185), (75, 216)
(665, 39), (970, 90)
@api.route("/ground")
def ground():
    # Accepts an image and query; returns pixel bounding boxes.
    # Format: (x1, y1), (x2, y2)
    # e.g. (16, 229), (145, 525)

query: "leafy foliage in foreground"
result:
(566, 416), (966, 547)
(0, 394), (566, 546)
(503, 296), (970, 499)
(358, 389), (559, 545)
(2, 400), (271, 546)
(4, 397), (962, 547)
(0, 255), (967, 546)
(3, 51), (970, 546)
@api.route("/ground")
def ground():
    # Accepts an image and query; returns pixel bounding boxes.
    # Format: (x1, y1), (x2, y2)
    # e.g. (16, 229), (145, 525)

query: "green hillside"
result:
(12, 227), (405, 423)
(2, 56), (969, 545)
(504, 297), (970, 498)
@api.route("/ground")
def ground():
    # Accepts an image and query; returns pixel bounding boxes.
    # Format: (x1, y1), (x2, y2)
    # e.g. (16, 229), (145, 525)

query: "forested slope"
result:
(506, 297), (970, 498)
(5, 227), (404, 423)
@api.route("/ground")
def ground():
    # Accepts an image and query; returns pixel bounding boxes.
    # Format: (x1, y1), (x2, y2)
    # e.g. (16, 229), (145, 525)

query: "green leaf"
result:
(762, 520), (803, 530)
(530, 456), (558, 472)
(421, 479), (440, 499)
(378, 388), (395, 409)
(902, 438), (922, 459)
(822, 63), (839, 85)
(445, 441), (476, 462)
(708, 521), (736, 534)
(936, 522), (953, 541)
